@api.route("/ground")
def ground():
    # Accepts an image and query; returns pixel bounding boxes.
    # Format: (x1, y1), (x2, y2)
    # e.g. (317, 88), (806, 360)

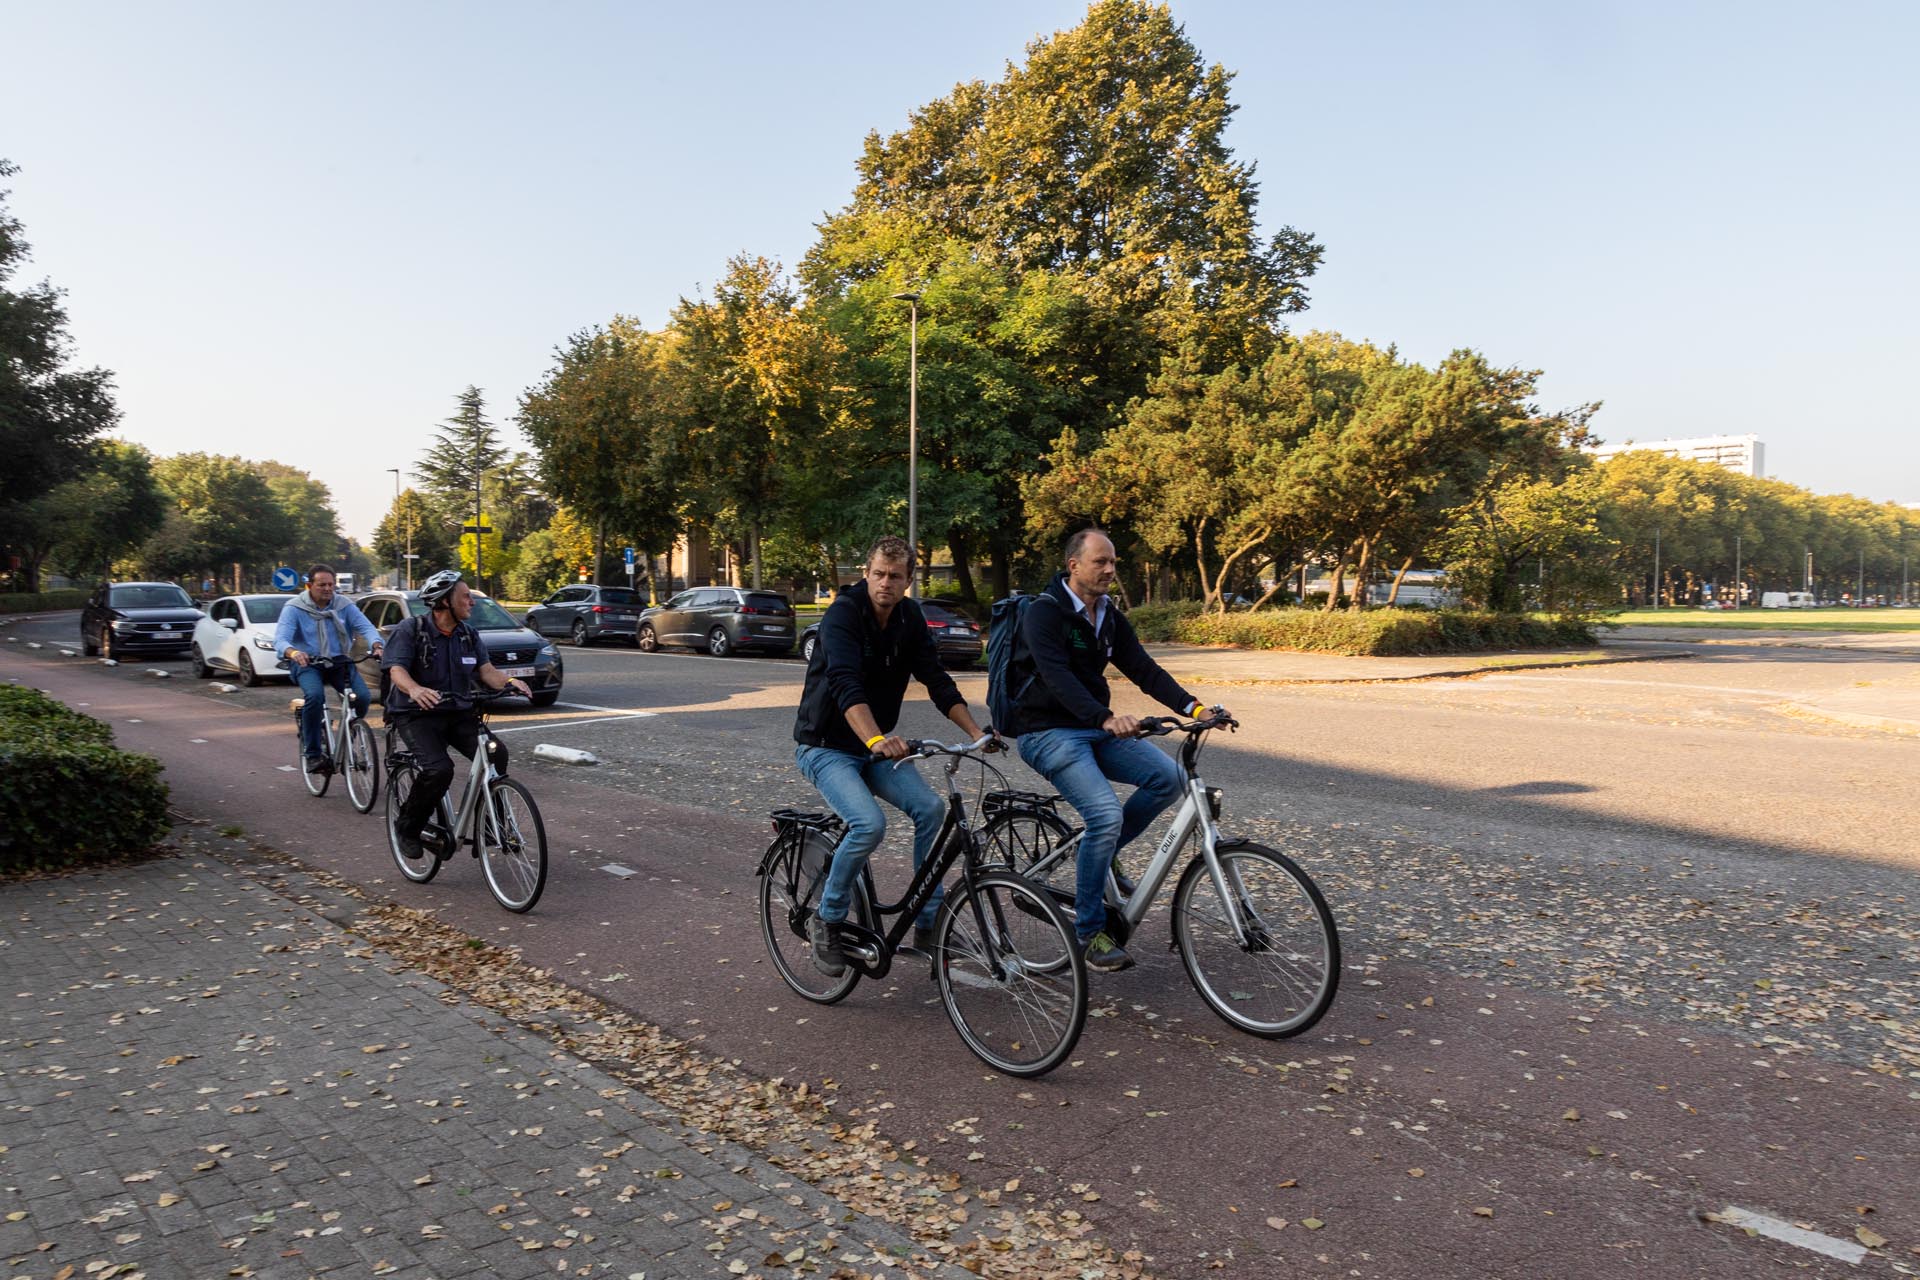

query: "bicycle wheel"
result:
(935, 871), (1087, 1078)
(299, 710), (331, 797)
(1172, 842), (1340, 1039)
(759, 830), (867, 1005)
(385, 759), (440, 884)
(979, 806), (1076, 895)
(343, 717), (381, 814)
(479, 778), (548, 912)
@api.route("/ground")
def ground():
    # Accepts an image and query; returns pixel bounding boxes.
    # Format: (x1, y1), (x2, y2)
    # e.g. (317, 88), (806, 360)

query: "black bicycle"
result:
(757, 733), (1089, 1078)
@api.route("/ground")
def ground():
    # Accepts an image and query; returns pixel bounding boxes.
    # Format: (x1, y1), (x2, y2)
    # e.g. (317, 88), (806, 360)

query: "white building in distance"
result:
(1588, 433), (1765, 478)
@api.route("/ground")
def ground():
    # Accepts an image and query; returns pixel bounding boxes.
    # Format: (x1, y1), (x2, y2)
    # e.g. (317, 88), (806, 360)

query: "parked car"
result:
(798, 599), (983, 668)
(353, 589), (563, 707)
(80, 581), (204, 660)
(636, 587), (795, 657)
(523, 584), (646, 646)
(190, 593), (296, 685)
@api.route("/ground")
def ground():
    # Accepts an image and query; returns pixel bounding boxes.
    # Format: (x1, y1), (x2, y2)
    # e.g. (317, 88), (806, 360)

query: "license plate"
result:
(759, 625), (785, 633)
(499, 666), (535, 678)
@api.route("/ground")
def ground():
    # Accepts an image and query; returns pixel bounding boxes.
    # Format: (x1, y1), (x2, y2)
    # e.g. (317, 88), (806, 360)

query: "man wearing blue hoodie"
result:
(275, 564), (383, 773)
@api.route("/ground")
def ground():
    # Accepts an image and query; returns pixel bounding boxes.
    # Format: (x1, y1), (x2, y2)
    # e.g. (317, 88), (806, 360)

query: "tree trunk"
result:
(750, 523), (763, 589)
(989, 536), (1012, 599)
(1323, 561), (1345, 612)
(1384, 555), (1415, 606)
(948, 534), (978, 605)
(1347, 537), (1375, 611)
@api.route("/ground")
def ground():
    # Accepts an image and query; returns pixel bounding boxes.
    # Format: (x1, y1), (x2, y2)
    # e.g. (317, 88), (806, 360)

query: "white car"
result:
(190, 594), (295, 685)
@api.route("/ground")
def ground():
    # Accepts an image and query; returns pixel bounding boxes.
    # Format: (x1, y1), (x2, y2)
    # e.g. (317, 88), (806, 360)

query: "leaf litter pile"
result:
(199, 834), (1155, 1280)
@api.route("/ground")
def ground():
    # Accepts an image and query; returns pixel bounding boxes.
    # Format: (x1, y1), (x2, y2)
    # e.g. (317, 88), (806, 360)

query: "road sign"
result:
(623, 547), (635, 570)
(461, 524), (493, 535)
(272, 566), (298, 592)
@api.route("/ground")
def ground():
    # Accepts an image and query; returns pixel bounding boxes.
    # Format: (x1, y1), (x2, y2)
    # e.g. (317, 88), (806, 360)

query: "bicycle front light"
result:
(1205, 787), (1223, 820)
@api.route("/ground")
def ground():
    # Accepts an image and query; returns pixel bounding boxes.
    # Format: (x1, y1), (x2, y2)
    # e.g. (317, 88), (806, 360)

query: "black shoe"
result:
(911, 924), (939, 954)
(304, 755), (327, 774)
(1111, 860), (1138, 898)
(808, 914), (846, 977)
(1082, 931), (1136, 973)
(395, 831), (426, 862)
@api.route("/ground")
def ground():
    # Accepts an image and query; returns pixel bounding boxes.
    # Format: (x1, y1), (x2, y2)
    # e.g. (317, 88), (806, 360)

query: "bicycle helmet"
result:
(419, 569), (464, 609)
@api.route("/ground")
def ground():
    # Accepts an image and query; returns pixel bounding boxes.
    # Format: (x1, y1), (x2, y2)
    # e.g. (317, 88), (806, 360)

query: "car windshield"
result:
(109, 585), (193, 609)
(402, 595), (518, 629)
(244, 598), (286, 623)
(599, 588), (641, 606)
(922, 604), (960, 623)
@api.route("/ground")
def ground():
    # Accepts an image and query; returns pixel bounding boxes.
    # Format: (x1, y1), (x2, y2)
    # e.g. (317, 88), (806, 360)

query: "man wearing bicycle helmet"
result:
(276, 563), (384, 774)
(793, 535), (991, 976)
(382, 569), (532, 861)
(997, 529), (1225, 973)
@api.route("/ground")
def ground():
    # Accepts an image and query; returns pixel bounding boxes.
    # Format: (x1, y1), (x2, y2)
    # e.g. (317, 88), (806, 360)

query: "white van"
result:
(1760, 592), (1788, 609)
(1787, 591), (1815, 608)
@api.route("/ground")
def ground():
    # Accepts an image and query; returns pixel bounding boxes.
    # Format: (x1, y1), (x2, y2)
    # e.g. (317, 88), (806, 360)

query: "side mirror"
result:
(219, 618), (240, 631)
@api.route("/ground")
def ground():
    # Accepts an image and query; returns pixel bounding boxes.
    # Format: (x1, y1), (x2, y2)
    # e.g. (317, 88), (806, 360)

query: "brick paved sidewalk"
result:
(0, 856), (969, 1280)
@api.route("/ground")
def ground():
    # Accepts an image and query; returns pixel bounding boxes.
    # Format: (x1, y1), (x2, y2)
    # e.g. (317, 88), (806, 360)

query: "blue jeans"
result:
(295, 662), (370, 760)
(795, 744), (948, 929)
(1017, 727), (1184, 942)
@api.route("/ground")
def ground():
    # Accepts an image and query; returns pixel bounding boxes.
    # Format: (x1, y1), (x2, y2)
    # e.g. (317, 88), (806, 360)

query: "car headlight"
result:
(539, 644), (557, 658)
(251, 634), (277, 651)
(111, 620), (138, 633)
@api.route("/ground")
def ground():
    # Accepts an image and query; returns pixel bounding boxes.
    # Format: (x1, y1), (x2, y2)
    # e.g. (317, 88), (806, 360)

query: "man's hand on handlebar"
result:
(287, 649), (309, 669)
(1102, 713), (1145, 738)
(502, 678), (532, 700)
(868, 734), (913, 761)
(409, 685), (443, 711)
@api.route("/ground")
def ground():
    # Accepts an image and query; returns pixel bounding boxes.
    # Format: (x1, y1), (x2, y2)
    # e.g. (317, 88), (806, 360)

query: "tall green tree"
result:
(0, 159), (122, 588)
(141, 453), (294, 585)
(416, 386), (507, 524)
(254, 461), (345, 566)
(518, 318), (682, 582)
(40, 441), (168, 582)
(371, 488), (453, 586)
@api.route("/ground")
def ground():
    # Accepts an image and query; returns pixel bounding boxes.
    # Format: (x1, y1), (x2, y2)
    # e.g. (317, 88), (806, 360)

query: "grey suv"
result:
(523, 584), (645, 646)
(636, 587), (795, 657)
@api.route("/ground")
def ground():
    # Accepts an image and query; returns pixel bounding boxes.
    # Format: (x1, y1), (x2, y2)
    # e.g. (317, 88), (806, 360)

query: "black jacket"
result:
(1005, 575), (1196, 736)
(793, 580), (966, 754)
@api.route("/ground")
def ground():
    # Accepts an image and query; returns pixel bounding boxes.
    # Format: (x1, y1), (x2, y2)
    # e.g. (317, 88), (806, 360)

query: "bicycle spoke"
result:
(1173, 845), (1339, 1038)
(937, 875), (1086, 1077)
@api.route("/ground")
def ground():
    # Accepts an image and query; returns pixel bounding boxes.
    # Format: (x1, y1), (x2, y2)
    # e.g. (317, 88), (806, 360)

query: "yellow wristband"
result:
(1186, 701), (1203, 717)
(864, 733), (886, 749)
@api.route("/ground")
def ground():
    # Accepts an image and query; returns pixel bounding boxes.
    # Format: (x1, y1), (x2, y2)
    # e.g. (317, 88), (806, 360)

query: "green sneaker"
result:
(1082, 931), (1136, 973)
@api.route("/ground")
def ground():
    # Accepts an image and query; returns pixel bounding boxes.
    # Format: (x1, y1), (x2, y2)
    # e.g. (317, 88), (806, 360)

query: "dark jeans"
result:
(391, 710), (507, 839)
(295, 661), (370, 760)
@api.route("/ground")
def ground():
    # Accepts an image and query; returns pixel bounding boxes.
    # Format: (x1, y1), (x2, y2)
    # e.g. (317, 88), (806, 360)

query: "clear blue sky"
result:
(5, 1), (1916, 541)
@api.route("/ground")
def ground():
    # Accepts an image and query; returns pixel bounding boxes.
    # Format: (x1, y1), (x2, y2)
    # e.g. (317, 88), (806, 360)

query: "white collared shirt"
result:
(1068, 586), (1108, 639)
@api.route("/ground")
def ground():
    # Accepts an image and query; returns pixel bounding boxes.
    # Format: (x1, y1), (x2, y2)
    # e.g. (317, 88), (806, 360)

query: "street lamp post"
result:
(891, 290), (922, 595)
(385, 468), (401, 590)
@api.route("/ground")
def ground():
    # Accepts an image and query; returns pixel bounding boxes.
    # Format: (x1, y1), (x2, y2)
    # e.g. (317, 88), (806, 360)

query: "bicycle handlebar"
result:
(892, 731), (1003, 763)
(1136, 708), (1238, 736)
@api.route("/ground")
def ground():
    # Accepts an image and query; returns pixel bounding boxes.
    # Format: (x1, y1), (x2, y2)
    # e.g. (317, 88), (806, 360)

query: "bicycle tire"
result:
(385, 760), (440, 884)
(479, 777), (548, 912)
(759, 830), (869, 1005)
(299, 711), (331, 797)
(343, 717), (381, 813)
(979, 806), (1076, 893)
(934, 871), (1088, 1078)
(1171, 842), (1340, 1039)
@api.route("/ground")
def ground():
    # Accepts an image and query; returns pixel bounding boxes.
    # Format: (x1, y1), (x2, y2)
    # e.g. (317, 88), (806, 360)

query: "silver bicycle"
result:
(981, 711), (1340, 1038)
(291, 656), (381, 813)
(384, 692), (548, 912)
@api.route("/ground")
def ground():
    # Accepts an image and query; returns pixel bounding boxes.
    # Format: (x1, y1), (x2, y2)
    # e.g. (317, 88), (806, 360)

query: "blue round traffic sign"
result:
(272, 566), (299, 591)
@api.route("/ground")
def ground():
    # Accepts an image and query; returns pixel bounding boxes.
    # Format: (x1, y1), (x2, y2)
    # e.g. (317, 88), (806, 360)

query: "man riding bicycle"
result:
(275, 563), (383, 774)
(997, 529), (1227, 973)
(383, 569), (532, 861)
(794, 536), (991, 976)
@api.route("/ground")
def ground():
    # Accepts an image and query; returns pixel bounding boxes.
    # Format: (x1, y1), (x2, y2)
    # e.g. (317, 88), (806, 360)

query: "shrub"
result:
(1140, 603), (1596, 656)
(1124, 599), (1205, 642)
(0, 589), (90, 615)
(0, 686), (170, 872)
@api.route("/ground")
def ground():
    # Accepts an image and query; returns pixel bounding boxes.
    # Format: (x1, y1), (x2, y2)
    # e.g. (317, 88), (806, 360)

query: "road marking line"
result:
(1712, 1206), (1867, 1264)
(1485, 675), (1789, 697)
(491, 714), (651, 735)
(276, 765), (297, 772)
(552, 700), (661, 715)
(599, 864), (637, 878)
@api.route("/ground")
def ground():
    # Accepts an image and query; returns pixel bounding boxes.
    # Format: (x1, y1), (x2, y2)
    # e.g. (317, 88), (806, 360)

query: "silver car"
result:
(635, 587), (795, 657)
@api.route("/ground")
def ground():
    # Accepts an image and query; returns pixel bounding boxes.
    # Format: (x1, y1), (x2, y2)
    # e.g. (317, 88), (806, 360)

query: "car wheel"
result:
(707, 626), (733, 657)
(190, 644), (213, 679)
(571, 619), (589, 647)
(530, 691), (559, 708)
(637, 624), (658, 653)
(801, 633), (817, 663)
(238, 649), (261, 687)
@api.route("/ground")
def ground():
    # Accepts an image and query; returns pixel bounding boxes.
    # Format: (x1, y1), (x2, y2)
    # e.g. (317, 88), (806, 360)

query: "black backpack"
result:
(985, 593), (1047, 735)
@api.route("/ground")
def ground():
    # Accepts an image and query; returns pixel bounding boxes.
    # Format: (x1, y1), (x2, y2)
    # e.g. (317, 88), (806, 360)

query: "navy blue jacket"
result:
(793, 580), (965, 754)
(1004, 575), (1195, 735)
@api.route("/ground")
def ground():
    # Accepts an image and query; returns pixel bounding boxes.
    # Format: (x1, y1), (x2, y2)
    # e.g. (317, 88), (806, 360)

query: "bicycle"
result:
(290, 656), (381, 813)
(384, 690), (548, 912)
(981, 710), (1340, 1039)
(757, 733), (1089, 1078)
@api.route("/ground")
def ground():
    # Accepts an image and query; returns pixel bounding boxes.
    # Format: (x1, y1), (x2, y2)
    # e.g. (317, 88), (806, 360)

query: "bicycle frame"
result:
(1019, 723), (1263, 949)
(434, 724), (506, 854)
(296, 662), (365, 766)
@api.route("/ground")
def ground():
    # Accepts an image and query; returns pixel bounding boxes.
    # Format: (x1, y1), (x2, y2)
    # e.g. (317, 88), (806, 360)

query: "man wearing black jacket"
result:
(793, 536), (990, 977)
(1003, 529), (1221, 972)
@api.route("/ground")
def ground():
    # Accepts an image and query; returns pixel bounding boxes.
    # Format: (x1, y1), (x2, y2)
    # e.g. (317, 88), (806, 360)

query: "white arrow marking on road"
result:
(490, 714), (652, 735)
(190, 738), (208, 744)
(276, 765), (297, 772)
(1712, 1207), (1867, 1264)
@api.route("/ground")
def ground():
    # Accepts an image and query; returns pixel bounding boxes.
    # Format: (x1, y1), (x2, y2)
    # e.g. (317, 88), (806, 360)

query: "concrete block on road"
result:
(532, 742), (598, 766)
(212, 682), (240, 693)
(145, 667), (172, 678)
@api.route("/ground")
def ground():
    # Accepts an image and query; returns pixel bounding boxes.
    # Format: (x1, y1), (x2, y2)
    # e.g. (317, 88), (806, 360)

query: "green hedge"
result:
(0, 685), (170, 872)
(0, 589), (90, 614)
(1136, 604), (1594, 656)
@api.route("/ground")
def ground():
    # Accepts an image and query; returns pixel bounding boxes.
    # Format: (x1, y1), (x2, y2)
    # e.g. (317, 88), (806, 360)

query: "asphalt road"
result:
(4, 612), (1917, 1279)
